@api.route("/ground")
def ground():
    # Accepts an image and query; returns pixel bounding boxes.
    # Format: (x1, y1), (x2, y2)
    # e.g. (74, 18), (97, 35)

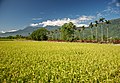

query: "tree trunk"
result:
(52, 33), (54, 40)
(107, 27), (109, 43)
(96, 27), (98, 41)
(59, 32), (61, 40)
(56, 32), (57, 40)
(91, 28), (93, 40)
(79, 32), (81, 40)
(101, 25), (103, 42)
(83, 30), (84, 40)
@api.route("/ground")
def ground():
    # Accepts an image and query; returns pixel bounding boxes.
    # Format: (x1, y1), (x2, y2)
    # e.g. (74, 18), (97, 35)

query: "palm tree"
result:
(95, 20), (98, 42)
(47, 31), (50, 39)
(105, 20), (111, 43)
(99, 18), (105, 42)
(58, 28), (61, 40)
(89, 22), (94, 40)
(78, 28), (81, 40)
(28, 33), (30, 35)
(81, 26), (85, 41)
(51, 31), (54, 40)
(55, 29), (58, 40)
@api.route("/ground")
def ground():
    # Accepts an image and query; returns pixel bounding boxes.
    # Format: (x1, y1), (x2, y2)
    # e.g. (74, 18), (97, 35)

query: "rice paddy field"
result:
(0, 41), (120, 82)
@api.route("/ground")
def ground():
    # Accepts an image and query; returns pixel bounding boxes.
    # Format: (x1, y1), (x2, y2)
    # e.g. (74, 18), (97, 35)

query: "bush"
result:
(31, 28), (48, 41)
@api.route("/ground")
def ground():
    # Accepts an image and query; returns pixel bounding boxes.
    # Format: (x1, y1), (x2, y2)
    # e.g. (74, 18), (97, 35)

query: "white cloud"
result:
(76, 15), (80, 17)
(108, 0), (116, 5)
(1, 31), (5, 33)
(77, 15), (95, 21)
(104, 6), (120, 14)
(39, 18), (72, 27)
(7, 29), (18, 32)
(116, 2), (120, 6)
(95, 0), (120, 19)
(99, 0), (120, 17)
(32, 18), (42, 20)
(108, 0), (120, 7)
(75, 24), (89, 27)
(30, 23), (39, 27)
(30, 15), (95, 27)
(0, 29), (18, 33)
(96, 5), (120, 18)
(96, 13), (103, 18)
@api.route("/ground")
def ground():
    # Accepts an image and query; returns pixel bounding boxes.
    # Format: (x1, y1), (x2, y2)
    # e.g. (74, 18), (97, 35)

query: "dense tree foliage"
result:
(61, 22), (76, 41)
(30, 28), (48, 41)
(1, 18), (120, 43)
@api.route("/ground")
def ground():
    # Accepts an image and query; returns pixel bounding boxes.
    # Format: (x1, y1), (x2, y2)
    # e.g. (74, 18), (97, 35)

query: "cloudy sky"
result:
(0, 0), (120, 32)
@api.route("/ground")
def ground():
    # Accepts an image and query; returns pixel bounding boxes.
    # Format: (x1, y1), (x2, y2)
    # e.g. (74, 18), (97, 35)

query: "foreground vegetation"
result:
(0, 41), (120, 82)
(1, 18), (120, 43)
(30, 18), (120, 43)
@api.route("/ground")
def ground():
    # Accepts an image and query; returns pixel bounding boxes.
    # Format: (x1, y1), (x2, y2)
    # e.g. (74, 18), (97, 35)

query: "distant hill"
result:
(108, 18), (120, 38)
(0, 26), (60, 37)
(0, 26), (39, 37)
(0, 18), (120, 38)
(82, 18), (120, 39)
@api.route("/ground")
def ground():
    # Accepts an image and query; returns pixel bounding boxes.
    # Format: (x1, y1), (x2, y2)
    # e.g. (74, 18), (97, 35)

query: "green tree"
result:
(89, 22), (94, 40)
(55, 29), (58, 40)
(8, 36), (14, 39)
(61, 22), (76, 41)
(31, 28), (48, 41)
(105, 20), (111, 42)
(51, 31), (54, 40)
(81, 26), (85, 41)
(58, 28), (61, 40)
(78, 28), (81, 40)
(15, 35), (22, 39)
(95, 20), (98, 41)
(99, 18), (105, 42)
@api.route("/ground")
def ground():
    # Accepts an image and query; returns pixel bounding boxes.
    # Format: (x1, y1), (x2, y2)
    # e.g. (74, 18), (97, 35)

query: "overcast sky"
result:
(0, 0), (120, 32)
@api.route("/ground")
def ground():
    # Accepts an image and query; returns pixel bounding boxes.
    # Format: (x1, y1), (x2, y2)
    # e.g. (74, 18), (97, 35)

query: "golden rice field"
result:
(0, 41), (120, 82)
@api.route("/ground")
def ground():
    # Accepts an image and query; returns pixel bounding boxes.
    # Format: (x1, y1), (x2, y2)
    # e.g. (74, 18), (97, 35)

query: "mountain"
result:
(0, 26), (39, 37)
(107, 18), (120, 38)
(0, 18), (120, 38)
(82, 18), (120, 39)
(0, 26), (60, 37)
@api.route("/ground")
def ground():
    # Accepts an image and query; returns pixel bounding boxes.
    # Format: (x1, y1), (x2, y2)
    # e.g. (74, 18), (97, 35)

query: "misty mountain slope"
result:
(0, 18), (120, 38)
(82, 18), (120, 39)
(0, 26), (60, 37)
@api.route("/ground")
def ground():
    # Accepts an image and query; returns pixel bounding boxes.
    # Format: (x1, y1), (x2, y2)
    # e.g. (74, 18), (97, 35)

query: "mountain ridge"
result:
(0, 18), (120, 38)
(0, 26), (60, 37)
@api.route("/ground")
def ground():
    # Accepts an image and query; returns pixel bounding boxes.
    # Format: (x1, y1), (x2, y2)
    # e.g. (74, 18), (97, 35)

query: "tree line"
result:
(1, 18), (119, 43)
(31, 18), (120, 43)
(0, 35), (31, 41)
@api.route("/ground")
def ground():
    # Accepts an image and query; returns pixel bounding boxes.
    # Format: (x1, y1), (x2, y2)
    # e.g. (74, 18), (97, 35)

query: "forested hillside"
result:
(0, 18), (120, 40)
(81, 18), (120, 39)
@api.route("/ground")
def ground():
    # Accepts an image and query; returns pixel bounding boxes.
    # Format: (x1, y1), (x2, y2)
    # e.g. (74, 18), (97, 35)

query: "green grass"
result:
(0, 41), (120, 82)
(0, 39), (13, 41)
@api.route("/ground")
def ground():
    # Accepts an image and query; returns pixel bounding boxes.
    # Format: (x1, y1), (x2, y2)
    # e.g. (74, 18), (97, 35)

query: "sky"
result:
(0, 0), (120, 32)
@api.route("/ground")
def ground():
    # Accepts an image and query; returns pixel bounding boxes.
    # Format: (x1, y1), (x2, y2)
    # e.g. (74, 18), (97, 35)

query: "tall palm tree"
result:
(78, 28), (81, 40)
(81, 26), (85, 41)
(95, 20), (98, 41)
(51, 31), (54, 40)
(105, 20), (111, 43)
(58, 28), (61, 40)
(99, 18), (105, 42)
(89, 22), (94, 40)
(55, 29), (58, 40)
(47, 31), (50, 39)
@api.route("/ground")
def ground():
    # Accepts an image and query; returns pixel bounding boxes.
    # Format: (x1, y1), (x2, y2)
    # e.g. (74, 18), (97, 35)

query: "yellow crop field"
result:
(0, 41), (120, 82)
